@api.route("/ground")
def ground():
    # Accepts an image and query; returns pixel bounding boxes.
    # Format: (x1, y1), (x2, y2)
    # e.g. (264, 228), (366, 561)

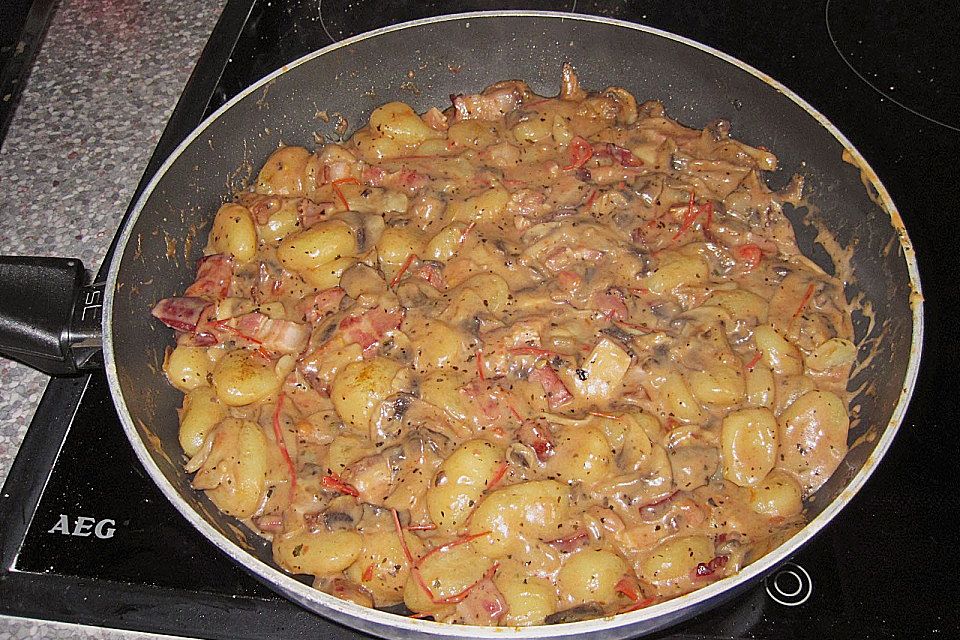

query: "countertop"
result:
(0, 1), (225, 638)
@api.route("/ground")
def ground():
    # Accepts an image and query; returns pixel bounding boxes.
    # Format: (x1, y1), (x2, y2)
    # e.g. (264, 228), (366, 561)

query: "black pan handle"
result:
(0, 256), (104, 375)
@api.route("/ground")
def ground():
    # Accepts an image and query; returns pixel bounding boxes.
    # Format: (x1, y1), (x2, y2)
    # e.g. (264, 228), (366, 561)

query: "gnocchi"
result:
(152, 69), (857, 625)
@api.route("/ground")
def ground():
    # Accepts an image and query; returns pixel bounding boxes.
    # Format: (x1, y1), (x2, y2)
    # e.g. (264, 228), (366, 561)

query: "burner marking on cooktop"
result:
(825, 0), (960, 132)
(317, 0), (338, 44)
(765, 562), (813, 606)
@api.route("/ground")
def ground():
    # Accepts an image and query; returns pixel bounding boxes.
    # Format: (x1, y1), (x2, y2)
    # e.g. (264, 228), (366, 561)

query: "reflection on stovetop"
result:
(2, 0), (958, 638)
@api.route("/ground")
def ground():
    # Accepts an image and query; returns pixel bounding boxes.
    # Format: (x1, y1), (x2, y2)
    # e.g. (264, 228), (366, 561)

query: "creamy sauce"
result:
(151, 68), (858, 626)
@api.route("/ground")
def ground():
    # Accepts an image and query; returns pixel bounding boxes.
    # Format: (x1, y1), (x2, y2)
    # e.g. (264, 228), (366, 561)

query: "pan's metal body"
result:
(102, 13), (922, 640)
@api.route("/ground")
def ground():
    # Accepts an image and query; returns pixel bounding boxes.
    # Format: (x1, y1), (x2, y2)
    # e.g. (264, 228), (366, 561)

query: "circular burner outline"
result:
(825, 0), (960, 132)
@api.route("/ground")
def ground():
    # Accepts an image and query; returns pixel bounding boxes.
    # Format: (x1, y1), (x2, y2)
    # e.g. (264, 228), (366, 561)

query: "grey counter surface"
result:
(0, 1), (225, 638)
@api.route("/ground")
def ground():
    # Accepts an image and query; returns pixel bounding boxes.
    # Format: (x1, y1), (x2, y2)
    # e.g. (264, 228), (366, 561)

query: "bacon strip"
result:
(530, 365), (573, 410)
(516, 420), (555, 462)
(297, 199), (331, 228)
(547, 530), (589, 553)
(338, 306), (405, 350)
(414, 263), (445, 290)
(151, 297), (209, 332)
(593, 289), (628, 320)
(231, 313), (310, 354)
(454, 575), (508, 625)
(303, 287), (346, 324)
(597, 143), (643, 167)
(452, 86), (520, 122)
(184, 254), (233, 300)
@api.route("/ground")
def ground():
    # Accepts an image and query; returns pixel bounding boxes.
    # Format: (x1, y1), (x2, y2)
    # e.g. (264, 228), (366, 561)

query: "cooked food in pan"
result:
(152, 65), (854, 625)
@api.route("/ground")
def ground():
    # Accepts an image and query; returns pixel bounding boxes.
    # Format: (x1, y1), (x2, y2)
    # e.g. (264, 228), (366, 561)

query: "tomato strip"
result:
(737, 243), (763, 271)
(615, 319), (653, 333)
(459, 221), (476, 246)
(390, 253), (418, 288)
(361, 564), (375, 582)
(332, 177), (360, 211)
(392, 508), (435, 601)
(563, 136), (593, 171)
(746, 351), (762, 369)
(615, 576), (641, 602)
(589, 410), (619, 419)
(639, 490), (678, 510)
(487, 461), (509, 491)
(475, 349), (486, 381)
(584, 189), (599, 208)
(671, 192), (713, 242)
(619, 597), (657, 613)
(508, 346), (560, 357)
(416, 531), (491, 568)
(792, 283), (816, 319)
(212, 319), (273, 359)
(430, 562), (500, 605)
(321, 472), (359, 497)
(273, 393), (296, 492)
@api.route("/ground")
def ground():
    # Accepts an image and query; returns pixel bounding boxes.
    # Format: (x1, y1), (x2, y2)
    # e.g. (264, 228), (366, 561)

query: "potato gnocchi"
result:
(152, 66), (855, 626)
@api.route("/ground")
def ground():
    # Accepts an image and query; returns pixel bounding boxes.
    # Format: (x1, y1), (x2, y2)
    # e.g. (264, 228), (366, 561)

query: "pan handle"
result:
(0, 256), (104, 375)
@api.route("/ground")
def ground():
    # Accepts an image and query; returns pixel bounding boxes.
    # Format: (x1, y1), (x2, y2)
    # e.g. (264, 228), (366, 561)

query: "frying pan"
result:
(0, 12), (922, 640)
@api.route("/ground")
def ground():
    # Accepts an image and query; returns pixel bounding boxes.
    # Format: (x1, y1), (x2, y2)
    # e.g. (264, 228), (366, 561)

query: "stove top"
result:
(2, 1), (958, 638)
(0, 0), (56, 148)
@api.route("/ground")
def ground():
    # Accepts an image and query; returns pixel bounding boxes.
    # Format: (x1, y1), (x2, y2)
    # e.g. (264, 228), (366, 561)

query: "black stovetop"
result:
(1, 1), (958, 638)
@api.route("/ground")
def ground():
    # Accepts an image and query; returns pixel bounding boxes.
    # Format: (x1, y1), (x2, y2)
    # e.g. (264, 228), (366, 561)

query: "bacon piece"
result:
(556, 270), (582, 291)
(297, 199), (331, 228)
(302, 287), (346, 324)
(597, 143), (643, 167)
(151, 297), (209, 332)
(529, 365), (573, 410)
(231, 313), (310, 354)
(414, 263), (445, 290)
(422, 106), (449, 131)
(361, 165), (386, 186)
(517, 420), (555, 462)
(452, 85), (520, 122)
(363, 166), (430, 192)
(338, 306), (405, 350)
(455, 577), (508, 625)
(547, 530), (589, 553)
(325, 160), (354, 183)
(506, 189), (549, 219)
(184, 254), (233, 301)
(543, 245), (604, 272)
(248, 195), (283, 224)
(592, 289), (628, 320)
(614, 575), (642, 601)
(177, 330), (219, 347)
(394, 169), (430, 190)
(252, 514), (284, 533)
(694, 555), (729, 580)
(459, 380), (507, 423)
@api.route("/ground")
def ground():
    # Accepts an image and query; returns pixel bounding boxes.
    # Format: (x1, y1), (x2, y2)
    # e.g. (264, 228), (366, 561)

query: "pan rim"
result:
(103, 9), (924, 639)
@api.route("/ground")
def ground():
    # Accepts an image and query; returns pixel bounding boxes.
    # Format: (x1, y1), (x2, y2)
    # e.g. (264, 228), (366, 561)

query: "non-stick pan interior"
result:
(105, 13), (919, 639)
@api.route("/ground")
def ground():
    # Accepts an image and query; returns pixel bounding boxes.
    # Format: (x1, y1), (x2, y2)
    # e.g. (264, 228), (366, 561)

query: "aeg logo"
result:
(47, 514), (116, 539)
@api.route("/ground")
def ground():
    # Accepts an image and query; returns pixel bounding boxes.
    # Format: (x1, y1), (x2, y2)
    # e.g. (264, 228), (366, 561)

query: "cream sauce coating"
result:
(152, 67), (855, 626)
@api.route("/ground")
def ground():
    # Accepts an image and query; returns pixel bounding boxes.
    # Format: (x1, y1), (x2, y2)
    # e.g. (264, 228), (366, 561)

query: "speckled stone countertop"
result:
(0, 1), (224, 638)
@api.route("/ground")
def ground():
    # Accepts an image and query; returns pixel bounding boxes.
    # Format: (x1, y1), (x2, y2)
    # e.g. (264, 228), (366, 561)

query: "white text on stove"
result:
(47, 514), (116, 539)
